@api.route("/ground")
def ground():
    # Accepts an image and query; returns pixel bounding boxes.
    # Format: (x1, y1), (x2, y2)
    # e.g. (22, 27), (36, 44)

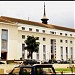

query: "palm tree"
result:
(24, 35), (40, 59)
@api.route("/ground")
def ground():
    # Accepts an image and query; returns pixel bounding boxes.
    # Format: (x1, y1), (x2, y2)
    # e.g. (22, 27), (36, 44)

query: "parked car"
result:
(41, 60), (49, 64)
(23, 59), (40, 65)
(8, 64), (56, 75)
(48, 60), (57, 64)
(0, 61), (5, 64)
(56, 60), (61, 64)
(57, 60), (74, 64)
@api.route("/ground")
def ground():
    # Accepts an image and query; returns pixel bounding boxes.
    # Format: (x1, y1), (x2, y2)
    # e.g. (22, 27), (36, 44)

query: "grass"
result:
(55, 68), (75, 73)
(0, 69), (4, 74)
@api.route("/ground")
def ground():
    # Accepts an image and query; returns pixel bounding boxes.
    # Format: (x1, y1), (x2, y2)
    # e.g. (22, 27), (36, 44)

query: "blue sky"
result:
(0, 1), (74, 28)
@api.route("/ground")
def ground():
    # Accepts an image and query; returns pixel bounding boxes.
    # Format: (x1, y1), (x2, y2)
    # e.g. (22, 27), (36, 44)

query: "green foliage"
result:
(55, 68), (75, 73)
(24, 35), (40, 59)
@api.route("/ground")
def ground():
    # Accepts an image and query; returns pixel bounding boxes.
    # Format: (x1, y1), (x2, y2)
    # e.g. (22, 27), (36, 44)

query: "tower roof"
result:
(41, 2), (49, 24)
(41, 2), (49, 20)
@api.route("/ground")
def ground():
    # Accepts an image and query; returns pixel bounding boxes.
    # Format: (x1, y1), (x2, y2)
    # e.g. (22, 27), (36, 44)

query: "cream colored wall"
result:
(18, 29), (75, 61)
(0, 22), (75, 61)
(18, 30), (51, 60)
(56, 35), (74, 60)
(0, 23), (19, 60)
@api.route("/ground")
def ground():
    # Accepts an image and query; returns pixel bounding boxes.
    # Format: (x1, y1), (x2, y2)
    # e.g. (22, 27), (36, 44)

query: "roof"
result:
(0, 16), (75, 32)
(33, 64), (52, 67)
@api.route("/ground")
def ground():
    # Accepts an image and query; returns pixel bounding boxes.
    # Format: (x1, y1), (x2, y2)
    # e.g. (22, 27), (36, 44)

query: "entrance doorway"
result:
(1, 52), (7, 60)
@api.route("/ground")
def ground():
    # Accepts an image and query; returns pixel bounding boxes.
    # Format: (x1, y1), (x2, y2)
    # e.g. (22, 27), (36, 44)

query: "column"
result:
(63, 47), (66, 61)
(56, 39), (61, 60)
(46, 45), (50, 60)
(39, 45), (43, 61)
(33, 52), (36, 59)
(25, 50), (27, 59)
(68, 47), (70, 59)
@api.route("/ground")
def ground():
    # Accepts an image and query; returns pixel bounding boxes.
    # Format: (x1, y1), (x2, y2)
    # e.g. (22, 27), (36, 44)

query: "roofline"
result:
(0, 16), (75, 32)
(0, 22), (19, 27)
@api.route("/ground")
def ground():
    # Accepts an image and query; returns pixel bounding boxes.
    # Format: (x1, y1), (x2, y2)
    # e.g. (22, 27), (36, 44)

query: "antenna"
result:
(28, 17), (29, 20)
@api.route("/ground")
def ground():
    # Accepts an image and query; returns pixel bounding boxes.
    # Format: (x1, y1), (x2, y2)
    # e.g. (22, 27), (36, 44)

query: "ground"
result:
(0, 61), (75, 74)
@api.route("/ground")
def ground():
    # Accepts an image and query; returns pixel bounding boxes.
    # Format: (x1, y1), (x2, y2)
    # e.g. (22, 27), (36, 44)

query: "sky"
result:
(0, 1), (74, 28)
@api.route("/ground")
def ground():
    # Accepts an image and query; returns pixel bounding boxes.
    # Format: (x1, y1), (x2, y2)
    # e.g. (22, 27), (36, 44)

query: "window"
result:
(2, 40), (7, 50)
(43, 38), (46, 41)
(36, 29), (39, 32)
(12, 67), (32, 74)
(65, 33), (67, 36)
(43, 45), (46, 53)
(22, 44), (25, 59)
(22, 35), (25, 39)
(50, 31), (54, 34)
(36, 67), (54, 74)
(36, 37), (39, 40)
(65, 40), (68, 43)
(60, 40), (63, 43)
(51, 46), (53, 53)
(1, 29), (8, 40)
(36, 50), (39, 60)
(42, 30), (45, 33)
(43, 54), (46, 60)
(66, 47), (68, 60)
(22, 44), (25, 51)
(55, 32), (56, 34)
(60, 33), (62, 35)
(22, 27), (25, 30)
(29, 28), (32, 31)
(51, 40), (53, 44)
(60, 47), (63, 60)
(1, 29), (8, 50)
(70, 34), (72, 36)
(51, 39), (56, 54)
(66, 47), (68, 53)
(70, 41), (72, 44)
(55, 50), (56, 53)
(70, 47), (73, 59)
(36, 54), (39, 60)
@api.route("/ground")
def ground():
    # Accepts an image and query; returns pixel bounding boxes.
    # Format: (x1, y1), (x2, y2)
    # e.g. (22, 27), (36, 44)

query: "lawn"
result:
(55, 68), (75, 73)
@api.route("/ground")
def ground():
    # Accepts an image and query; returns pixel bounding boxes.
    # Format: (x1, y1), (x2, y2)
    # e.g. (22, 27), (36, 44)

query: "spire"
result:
(44, 2), (46, 17)
(41, 2), (49, 24)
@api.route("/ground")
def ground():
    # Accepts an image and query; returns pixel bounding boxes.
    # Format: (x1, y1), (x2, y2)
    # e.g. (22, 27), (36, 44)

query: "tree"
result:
(24, 35), (40, 59)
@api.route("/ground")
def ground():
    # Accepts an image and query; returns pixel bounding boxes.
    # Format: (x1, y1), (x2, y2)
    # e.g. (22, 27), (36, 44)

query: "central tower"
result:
(41, 2), (49, 24)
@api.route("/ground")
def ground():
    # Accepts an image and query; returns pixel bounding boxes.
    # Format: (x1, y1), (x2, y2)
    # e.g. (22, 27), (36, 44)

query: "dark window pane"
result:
(29, 28), (32, 31)
(36, 29), (39, 32)
(42, 30), (45, 33)
(22, 27), (25, 30)
(22, 35), (25, 39)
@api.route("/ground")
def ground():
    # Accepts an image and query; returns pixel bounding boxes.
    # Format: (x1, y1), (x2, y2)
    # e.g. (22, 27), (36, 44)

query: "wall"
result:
(0, 23), (19, 60)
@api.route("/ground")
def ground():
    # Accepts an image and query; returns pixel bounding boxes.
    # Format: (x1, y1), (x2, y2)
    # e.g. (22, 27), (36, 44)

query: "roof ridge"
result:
(1, 16), (48, 27)
(1, 16), (40, 24)
(0, 17), (13, 23)
(48, 24), (75, 30)
(0, 16), (75, 32)
(0, 17), (11, 23)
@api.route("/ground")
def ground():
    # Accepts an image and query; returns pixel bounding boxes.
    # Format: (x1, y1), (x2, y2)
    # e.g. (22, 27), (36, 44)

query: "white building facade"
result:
(0, 16), (75, 62)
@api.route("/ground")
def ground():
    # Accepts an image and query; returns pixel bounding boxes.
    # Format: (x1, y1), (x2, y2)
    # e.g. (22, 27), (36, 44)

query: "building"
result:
(0, 3), (75, 61)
